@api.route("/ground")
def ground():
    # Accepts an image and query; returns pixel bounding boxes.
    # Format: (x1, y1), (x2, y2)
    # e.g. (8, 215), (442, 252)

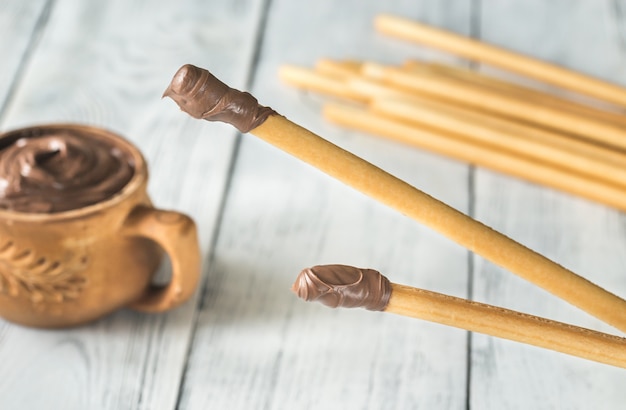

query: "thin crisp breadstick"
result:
(374, 14), (626, 107)
(293, 264), (626, 369)
(388, 283), (626, 369)
(324, 102), (626, 211)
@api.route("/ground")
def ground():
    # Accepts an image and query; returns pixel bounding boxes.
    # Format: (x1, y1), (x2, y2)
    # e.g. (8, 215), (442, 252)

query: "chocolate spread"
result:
(163, 64), (276, 133)
(0, 128), (134, 213)
(292, 265), (392, 311)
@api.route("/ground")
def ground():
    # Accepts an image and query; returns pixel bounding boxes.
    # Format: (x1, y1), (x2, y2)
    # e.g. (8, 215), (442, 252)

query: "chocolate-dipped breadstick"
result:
(164, 64), (626, 332)
(293, 265), (626, 369)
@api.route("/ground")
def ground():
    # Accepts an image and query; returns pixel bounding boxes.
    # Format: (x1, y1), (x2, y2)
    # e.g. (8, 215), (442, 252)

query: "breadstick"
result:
(164, 64), (626, 332)
(292, 265), (626, 369)
(374, 14), (626, 107)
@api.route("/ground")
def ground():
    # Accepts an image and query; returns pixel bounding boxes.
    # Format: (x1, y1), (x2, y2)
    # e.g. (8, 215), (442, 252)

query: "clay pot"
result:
(0, 124), (200, 328)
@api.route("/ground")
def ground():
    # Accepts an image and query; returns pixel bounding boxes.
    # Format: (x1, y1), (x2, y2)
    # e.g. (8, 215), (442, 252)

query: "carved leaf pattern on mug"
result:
(0, 239), (88, 303)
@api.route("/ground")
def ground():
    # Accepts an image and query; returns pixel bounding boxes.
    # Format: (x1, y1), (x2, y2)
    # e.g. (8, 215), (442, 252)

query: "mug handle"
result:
(121, 205), (201, 312)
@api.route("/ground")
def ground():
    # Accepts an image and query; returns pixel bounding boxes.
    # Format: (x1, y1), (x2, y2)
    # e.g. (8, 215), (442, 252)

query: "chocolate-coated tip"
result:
(292, 264), (392, 311)
(163, 64), (277, 132)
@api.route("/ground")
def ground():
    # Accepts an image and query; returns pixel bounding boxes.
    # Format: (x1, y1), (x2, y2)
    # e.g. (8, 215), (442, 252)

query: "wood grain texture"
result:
(0, 0), (266, 409)
(471, 1), (626, 409)
(177, 1), (474, 409)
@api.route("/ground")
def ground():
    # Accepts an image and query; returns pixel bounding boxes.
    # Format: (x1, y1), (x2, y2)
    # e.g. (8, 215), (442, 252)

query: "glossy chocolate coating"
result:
(163, 64), (277, 133)
(292, 264), (392, 311)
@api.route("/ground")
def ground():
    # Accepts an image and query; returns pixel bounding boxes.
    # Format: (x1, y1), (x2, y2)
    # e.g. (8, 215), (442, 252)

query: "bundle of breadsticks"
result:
(279, 15), (626, 211)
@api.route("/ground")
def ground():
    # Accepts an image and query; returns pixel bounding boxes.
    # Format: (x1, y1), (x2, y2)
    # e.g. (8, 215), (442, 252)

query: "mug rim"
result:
(0, 123), (147, 221)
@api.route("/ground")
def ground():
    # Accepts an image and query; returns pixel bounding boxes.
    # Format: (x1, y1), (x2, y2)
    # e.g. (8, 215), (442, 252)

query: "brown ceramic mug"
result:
(0, 124), (200, 328)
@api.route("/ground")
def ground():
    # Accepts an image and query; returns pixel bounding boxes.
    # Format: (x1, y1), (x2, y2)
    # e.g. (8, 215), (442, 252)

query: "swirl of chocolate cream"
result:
(0, 130), (134, 213)
(163, 64), (277, 133)
(292, 265), (392, 311)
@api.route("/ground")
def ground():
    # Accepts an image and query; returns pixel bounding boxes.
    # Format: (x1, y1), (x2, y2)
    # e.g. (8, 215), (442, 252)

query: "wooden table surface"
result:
(2, 1), (626, 409)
